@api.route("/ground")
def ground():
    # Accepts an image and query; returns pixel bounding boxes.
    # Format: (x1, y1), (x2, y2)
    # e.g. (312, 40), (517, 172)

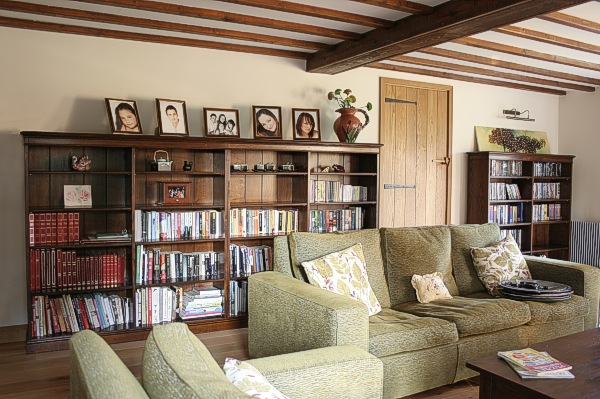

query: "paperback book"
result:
(497, 348), (572, 376)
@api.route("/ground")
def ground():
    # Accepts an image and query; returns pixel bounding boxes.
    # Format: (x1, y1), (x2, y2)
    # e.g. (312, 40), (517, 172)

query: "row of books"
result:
(533, 183), (561, 199)
(31, 293), (132, 338)
(533, 162), (563, 177)
(498, 347), (573, 379)
(533, 204), (563, 222)
(134, 210), (225, 242)
(488, 204), (525, 225)
(230, 208), (298, 237)
(230, 244), (272, 278)
(309, 180), (368, 203)
(135, 245), (224, 285)
(134, 286), (176, 326)
(309, 207), (364, 233)
(500, 229), (523, 248)
(489, 183), (522, 200)
(29, 248), (126, 292)
(490, 160), (522, 177)
(230, 280), (248, 316)
(179, 285), (224, 320)
(28, 212), (80, 245)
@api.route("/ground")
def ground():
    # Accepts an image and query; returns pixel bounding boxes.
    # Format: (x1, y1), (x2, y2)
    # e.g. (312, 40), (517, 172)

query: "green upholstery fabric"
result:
(450, 224), (501, 295)
(288, 229), (392, 308)
(393, 296), (531, 337)
(381, 226), (459, 306)
(248, 345), (384, 399)
(369, 308), (458, 357)
(273, 235), (294, 277)
(69, 330), (149, 399)
(524, 317), (585, 345)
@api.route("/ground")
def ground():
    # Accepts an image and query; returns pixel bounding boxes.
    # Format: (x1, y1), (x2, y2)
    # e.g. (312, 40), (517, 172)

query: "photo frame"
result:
(64, 185), (92, 208)
(105, 98), (143, 134)
(253, 106), (282, 139)
(204, 108), (240, 137)
(159, 182), (191, 205)
(292, 108), (321, 141)
(156, 99), (189, 136)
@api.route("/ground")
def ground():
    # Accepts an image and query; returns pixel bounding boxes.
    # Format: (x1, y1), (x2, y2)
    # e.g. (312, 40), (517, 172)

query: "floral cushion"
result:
(223, 357), (290, 399)
(470, 235), (532, 296)
(301, 243), (382, 316)
(411, 272), (453, 304)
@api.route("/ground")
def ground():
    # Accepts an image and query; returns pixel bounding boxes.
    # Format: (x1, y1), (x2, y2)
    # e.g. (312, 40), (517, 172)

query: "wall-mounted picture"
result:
(475, 126), (550, 154)
(156, 98), (189, 136)
(253, 106), (282, 139)
(292, 108), (320, 141)
(159, 182), (191, 205)
(105, 98), (143, 134)
(204, 108), (240, 137)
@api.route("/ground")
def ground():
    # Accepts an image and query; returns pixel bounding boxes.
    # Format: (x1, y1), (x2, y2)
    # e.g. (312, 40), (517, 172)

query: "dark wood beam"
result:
(307, 0), (590, 74)
(0, 16), (308, 59)
(213, 0), (393, 29)
(0, 0), (329, 51)
(367, 62), (567, 95)
(419, 47), (600, 86)
(391, 55), (594, 91)
(495, 25), (600, 56)
(454, 36), (600, 72)
(74, 0), (360, 40)
(539, 12), (600, 35)
(348, 0), (432, 14)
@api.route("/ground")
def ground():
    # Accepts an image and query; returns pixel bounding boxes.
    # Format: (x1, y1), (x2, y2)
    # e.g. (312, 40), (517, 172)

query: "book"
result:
(506, 352), (575, 379)
(498, 348), (572, 375)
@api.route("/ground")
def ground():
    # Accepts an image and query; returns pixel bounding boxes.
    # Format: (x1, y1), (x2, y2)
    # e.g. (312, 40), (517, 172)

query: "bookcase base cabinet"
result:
(467, 151), (574, 261)
(22, 132), (380, 353)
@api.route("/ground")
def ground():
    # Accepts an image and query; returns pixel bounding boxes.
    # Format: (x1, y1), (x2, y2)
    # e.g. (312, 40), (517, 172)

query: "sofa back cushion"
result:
(450, 223), (501, 295)
(381, 226), (459, 306)
(273, 235), (294, 277)
(288, 229), (391, 309)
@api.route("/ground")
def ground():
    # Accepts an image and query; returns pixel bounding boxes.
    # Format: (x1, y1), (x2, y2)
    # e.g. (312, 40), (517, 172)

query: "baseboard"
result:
(0, 324), (27, 344)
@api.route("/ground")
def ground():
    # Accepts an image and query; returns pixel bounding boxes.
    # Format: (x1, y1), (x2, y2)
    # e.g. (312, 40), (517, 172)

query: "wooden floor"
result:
(0, 327), (479, 399)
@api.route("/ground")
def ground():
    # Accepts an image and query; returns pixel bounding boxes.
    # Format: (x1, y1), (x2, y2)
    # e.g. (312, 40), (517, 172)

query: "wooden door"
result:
(379, 78), (452, 227)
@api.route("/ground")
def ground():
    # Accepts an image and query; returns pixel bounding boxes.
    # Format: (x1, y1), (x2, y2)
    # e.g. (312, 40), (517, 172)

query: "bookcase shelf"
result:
(22, 131), (380, 353)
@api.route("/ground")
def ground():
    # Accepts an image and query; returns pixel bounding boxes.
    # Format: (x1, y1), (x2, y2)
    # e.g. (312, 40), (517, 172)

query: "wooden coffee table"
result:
(466, 328), (600, 399)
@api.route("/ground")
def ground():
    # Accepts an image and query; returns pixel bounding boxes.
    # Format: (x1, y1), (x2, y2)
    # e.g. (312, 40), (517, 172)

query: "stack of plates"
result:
(498, 280), (573, 301)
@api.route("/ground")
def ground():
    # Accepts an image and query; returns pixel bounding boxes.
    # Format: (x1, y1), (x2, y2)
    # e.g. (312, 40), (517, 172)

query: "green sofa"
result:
(69, 323), (384, 399)
(248, 223), (600, 399)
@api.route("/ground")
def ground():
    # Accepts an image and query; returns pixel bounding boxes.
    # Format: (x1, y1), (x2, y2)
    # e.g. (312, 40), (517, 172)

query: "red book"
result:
(77, 297), (91, 330)
(40, 249), (47, 291)
(67, 213), (74, 243)
(48, 298), (61, 334)
(29, 249), (35, 291)
(57, 213), (65, 244)
(50, 248), (56, 289)
(29, 213), (35, 245)
(34, 249), (41, 291)
(57, 297), (72, 333)
(56, 249), (63, 289)
(50, 212), (58, 245)
(44, 297), (53, 336)
(39, 213), (47, 245)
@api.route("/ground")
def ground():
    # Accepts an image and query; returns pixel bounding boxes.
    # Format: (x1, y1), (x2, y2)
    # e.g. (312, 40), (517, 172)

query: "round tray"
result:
(498, 279), (572, 295)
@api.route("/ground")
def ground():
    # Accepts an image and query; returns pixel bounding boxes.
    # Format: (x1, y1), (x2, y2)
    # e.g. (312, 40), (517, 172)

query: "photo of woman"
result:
(156, 98), (189, 136)
(292, 108), (320, 141)
(105, 98), (143, 134)
(204, 108), (240, 138)
(253, 106), (282, 139)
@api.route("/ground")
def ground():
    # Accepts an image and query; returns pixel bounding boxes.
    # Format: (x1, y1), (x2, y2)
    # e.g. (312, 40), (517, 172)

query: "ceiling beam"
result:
(539, 12), (600, 34)
(495, 25), (600, 56)
(368, 62), (567, 95)
(213, 0), (393, 29)
(306, 0), (590, 74)
(74, 0), (360, 40)
(347, 0), (432, 14)
(0, 0), (329, 51)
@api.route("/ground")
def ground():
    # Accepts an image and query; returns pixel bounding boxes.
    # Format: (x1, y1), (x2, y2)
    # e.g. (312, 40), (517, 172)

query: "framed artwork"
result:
(204, 108), (240, 137)
(475, 126), (550, 154)
(156, 99), (189, 136)
(253, 106), (282, 139)
(105, 98), (143, 134)
(64, 185), (92, 208)
(292, 108), (321, 141)
(159, 182), (191, 205)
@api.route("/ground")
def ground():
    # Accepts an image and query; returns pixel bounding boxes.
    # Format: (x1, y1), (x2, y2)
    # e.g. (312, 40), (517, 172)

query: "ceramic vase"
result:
(333, 108), (370, 143)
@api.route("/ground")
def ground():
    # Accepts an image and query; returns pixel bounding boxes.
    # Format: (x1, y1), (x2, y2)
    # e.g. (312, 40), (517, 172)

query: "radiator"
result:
(570, 221), (600, 268)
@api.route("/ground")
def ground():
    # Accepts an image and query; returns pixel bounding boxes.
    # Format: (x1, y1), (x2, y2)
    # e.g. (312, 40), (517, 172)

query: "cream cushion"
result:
(411, 272), (453, 304)
(223, 358), (290, 399)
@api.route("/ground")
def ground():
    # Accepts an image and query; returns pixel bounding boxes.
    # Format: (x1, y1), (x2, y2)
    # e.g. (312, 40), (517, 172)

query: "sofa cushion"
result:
(393, 296), (531, 337)
(288, 229), (391, 308)
(368, 308), (458, 357)
(450, 223), (501, 295)
(223, 358), (290, 399)
(381, 226), (459, 306)
(412, 272), (453, 304)
(301, 243), (382, 316)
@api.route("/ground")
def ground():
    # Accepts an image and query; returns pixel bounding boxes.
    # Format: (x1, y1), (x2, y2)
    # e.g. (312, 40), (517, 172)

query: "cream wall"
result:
(0, 27), (560, 327)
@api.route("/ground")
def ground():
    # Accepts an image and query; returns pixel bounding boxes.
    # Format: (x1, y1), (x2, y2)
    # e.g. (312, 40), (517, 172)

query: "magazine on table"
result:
(497, 348), (572, 376)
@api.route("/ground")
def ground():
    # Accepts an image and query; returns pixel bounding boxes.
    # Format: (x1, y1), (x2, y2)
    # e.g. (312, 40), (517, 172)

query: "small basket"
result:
(151, 150), (173, 172)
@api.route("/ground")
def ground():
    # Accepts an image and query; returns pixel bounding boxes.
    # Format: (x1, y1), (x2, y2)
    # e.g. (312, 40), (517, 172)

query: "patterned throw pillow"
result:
(301, 243), (382, 316)
(470, 235), (532, 296)
(223, 357), (290, 399)
(411, 272), (453, 304)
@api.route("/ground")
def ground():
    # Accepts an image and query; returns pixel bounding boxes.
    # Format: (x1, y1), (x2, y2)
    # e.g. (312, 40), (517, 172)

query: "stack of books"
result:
(179, 286), (223, 320)
(497, 348), (574, 379)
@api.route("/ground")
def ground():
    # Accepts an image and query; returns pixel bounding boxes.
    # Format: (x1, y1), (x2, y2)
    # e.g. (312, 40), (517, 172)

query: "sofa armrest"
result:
(524, 256), (600, 329)
(248, 345), (383, 399)
(248, 271), (369, 358)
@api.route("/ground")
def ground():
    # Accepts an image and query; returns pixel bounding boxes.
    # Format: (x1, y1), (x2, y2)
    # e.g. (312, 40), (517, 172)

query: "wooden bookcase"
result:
(22, 132), (380, 353)
(467, 151), (574, 260)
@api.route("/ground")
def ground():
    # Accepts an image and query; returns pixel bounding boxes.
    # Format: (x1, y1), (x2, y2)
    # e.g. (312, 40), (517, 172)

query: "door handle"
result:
(384, 184), (416, 189)
(433, 157), (451, 165)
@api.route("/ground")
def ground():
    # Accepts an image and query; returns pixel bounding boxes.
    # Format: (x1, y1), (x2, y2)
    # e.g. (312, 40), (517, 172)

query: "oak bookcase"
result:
(22, 131), (380, 353)
(467, 151), (574, 260)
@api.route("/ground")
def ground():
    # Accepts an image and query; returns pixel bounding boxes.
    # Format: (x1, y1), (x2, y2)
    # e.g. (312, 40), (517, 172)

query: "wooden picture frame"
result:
(159, 182), (191, 205)
(156, 99), (189, 136)
(105, 98), (143, 134)
(253, 106), (282, 139)
(292, 108), (321, 141)
(204, 108), (240, 137)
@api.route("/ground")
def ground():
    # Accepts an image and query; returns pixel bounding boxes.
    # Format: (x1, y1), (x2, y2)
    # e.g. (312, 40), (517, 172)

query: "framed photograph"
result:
(253, 106), (282, 139)
(159, 182), (191, 205)
(292, 108), (321, 141)
(204, 108), (240, 137)
(64, 185), (92, 208)
(105, 98), (143, 134)
(156, 99), (189, 136)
